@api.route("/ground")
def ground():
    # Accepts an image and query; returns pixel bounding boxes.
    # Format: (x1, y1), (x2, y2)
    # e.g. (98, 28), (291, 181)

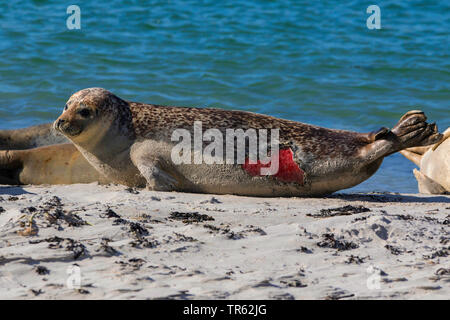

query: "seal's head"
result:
(54, 88), (132, 146)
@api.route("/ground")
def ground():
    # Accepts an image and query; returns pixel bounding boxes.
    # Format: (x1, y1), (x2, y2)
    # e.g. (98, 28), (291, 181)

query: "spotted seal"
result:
(0, 123), (67, 149)
(0, 124), (110, 185)
(400, 128), (449, 194)
(0, 143), (110, 185)
(53, 88), (442, 196)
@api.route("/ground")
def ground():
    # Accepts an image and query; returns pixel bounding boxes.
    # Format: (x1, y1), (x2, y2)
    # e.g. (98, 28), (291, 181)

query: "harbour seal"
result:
(0, 123), (67, 149)
(400, 128), (449, 194)
(54, 88), (442, 196)
(0, 124), (110, 185)
(0, 143), (110, 185)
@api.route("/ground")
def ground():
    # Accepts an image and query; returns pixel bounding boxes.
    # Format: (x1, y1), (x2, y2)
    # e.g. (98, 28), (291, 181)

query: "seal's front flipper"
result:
(391, 110), (442, 150)
(134, 157), (178, 191)
(413, 168), (447, 194)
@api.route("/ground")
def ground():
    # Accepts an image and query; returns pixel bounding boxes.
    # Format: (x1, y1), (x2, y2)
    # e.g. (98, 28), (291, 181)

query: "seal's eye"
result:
(79, 108), (91, 118)
(64, 104), (68, 111)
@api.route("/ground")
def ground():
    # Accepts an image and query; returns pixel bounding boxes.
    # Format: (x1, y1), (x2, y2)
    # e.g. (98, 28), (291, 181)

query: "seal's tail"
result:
(390, 110), (442, 150)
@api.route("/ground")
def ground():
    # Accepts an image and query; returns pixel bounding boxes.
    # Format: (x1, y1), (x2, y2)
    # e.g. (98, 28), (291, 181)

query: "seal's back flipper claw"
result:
(391, 110), (442, 149)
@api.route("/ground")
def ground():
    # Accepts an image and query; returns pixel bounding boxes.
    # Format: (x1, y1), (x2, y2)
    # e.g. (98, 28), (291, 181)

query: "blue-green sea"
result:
(0, 0), (448, 193)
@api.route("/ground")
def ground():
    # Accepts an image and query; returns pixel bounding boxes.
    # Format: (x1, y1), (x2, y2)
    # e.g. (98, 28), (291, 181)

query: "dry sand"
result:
(0, 183), (448, 300)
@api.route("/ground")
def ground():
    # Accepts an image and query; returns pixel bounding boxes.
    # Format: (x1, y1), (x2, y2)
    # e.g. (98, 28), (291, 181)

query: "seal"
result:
(0, 143), (110, 185)
(0, 124), (110, 185)
(0, 123), (67, 149)
(54, 88), (442, 196)
(400, 128), (449, 194)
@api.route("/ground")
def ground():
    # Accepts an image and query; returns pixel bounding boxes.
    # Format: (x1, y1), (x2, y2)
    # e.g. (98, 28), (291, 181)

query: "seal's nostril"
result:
(56, 119), (66, 129)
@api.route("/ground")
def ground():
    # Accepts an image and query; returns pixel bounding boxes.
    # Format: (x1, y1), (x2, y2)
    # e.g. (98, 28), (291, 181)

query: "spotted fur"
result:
(54, 88), (442, 196)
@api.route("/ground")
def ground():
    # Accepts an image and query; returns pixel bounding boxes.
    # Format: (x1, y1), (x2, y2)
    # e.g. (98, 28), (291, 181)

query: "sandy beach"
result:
(0, 183), (448, 300)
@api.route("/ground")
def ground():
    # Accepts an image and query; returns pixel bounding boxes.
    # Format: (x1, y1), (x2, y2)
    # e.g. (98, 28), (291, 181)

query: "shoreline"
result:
(0, 183), (448, 299)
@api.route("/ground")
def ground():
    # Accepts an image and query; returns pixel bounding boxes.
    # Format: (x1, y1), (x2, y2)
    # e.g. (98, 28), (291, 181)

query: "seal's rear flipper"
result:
(391, 110), (442, 150)
(432, 128), (450, 151)
(368, 127), (390, 142)
(413, 168), (447, 194)
(404, 128), (449, 154)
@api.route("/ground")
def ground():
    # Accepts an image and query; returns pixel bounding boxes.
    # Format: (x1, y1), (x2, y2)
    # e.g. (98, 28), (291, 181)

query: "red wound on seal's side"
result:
(242, 148), (304, 185)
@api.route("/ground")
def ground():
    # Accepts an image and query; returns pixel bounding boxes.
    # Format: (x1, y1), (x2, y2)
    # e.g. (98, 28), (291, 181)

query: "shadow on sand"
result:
(328, 192), (450, 204)
(0, 186), (35, 196)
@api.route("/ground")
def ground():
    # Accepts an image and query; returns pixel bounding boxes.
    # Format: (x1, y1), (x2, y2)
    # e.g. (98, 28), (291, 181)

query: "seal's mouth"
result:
(54, 119), (82, 137)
